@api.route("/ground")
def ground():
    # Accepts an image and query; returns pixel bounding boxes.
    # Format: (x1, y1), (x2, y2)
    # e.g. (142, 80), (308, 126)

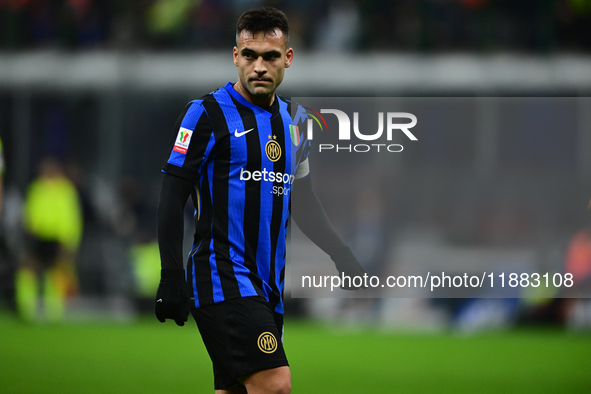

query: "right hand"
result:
(155, 269), (191, 326)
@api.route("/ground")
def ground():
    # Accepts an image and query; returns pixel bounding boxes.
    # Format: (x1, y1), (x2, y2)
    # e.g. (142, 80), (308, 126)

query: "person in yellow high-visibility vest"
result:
(17, 157), (83, 322)
(0, 137), (4, 220)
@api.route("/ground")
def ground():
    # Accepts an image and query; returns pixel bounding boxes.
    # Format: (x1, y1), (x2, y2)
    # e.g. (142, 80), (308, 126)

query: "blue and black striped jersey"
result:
(163, 82), (311, 314)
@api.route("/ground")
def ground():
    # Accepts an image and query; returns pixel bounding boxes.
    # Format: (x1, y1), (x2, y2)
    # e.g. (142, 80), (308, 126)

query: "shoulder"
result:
(185, 88), (228, 113)
(277, 95), (290, 106)
(276, 95), (292, 113)
(288, 98), (309, 125)
(180, 92), (220, 128)
(276, 96), (309, 124)
(198, 88), (239, 117)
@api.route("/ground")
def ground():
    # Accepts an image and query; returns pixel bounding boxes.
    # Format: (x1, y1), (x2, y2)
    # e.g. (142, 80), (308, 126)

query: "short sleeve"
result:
(162, 100), (214, 183)
(290, 102), (312, 177)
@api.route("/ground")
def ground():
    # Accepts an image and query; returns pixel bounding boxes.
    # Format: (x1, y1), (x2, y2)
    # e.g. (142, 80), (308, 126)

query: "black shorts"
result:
(28, 236), (60, 268)
(191, 296), (288, 390)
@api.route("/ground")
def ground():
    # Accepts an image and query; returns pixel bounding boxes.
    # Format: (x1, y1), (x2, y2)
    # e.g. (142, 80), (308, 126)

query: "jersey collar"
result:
(224, 82), (276, 118)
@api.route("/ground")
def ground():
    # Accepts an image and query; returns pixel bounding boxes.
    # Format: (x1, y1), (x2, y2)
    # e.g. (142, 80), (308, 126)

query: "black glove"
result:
(155, 268), (191, 326)
(330, 246), (368, 290)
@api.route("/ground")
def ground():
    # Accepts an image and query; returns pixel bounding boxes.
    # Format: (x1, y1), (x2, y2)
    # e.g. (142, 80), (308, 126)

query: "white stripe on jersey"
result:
(295, 158), (310, 180)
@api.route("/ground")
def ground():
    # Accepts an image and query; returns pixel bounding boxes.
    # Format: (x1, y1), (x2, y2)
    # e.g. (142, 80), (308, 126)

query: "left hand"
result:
(330, 246), (368, 290)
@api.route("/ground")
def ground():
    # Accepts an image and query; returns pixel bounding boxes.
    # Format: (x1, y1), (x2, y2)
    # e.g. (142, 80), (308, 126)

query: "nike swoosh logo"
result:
(156, 299), (163, 303)
(235, 128), (254, 137)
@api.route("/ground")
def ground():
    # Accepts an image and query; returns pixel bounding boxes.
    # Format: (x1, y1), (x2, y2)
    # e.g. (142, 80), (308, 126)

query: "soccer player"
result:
(155, 7), (366, 394)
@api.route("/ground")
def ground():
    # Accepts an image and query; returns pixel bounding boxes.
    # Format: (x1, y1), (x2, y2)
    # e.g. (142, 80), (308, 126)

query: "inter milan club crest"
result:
(257, 332), (277, 353)
(289, 125), (300, 146)
(265, 135), (281, 162)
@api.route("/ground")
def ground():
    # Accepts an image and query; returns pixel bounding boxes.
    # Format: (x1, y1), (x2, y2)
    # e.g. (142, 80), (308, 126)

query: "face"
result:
(233, 29), (293, 106)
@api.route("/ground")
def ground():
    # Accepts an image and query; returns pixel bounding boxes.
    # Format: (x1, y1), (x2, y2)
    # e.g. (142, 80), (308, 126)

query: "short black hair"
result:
(236, 7), (289, 45)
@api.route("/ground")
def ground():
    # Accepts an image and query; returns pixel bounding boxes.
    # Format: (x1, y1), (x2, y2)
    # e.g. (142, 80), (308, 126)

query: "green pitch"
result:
(1, 313), (590, 394)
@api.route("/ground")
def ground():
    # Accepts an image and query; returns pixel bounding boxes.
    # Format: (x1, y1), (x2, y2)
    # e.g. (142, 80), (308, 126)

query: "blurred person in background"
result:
(562, 222), (591, 329)
(0, 136), (4, 220)
(155, 7), (366, 394)
(16, 156), (83, 322)
(0, 136), (5, 305)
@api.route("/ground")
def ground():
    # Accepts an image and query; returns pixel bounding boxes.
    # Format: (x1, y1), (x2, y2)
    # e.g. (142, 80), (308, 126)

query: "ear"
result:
(233, 46), (239, 67)
(284, 47), (294, 68)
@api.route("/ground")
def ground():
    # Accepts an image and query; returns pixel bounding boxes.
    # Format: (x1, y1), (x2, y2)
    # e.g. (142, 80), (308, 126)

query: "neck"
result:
(234, 81), (275, 107)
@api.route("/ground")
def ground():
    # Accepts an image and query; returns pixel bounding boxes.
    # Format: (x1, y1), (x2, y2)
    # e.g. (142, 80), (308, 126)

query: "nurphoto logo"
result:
(305, 108), (417, 153)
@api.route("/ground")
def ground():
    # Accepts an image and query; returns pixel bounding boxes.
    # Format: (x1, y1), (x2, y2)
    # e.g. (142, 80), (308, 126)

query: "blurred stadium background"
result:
(1, 0), (591, 393)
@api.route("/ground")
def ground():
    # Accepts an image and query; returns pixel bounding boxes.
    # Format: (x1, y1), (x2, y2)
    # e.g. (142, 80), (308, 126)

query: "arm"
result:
(291, 172), (367, 285)
(291, 174), (346, 255)
(157, 172), (194, 270)
(155, 172), (194, 326)
(155, 100), (211, 324)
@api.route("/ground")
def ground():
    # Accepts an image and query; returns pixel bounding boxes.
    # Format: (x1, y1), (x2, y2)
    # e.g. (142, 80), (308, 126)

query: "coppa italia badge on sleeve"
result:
(173, 127), (193, 154)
